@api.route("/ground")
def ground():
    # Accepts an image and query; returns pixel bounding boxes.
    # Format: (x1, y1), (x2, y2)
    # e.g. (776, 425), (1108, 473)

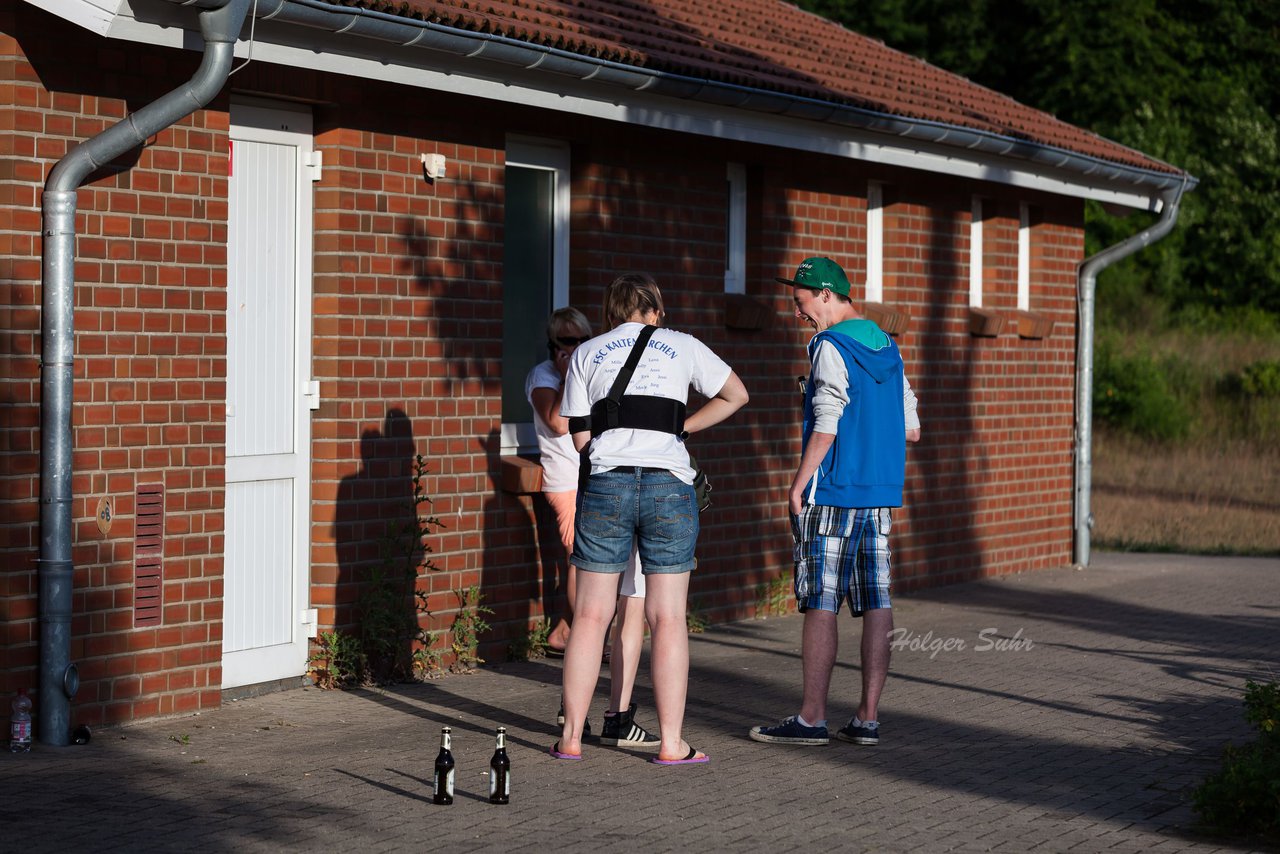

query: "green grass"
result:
(1092, 311), (1280, 556)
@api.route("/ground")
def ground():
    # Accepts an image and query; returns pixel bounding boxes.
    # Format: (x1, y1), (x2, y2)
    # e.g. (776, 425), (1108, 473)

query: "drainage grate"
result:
(134, 483), (165, 627)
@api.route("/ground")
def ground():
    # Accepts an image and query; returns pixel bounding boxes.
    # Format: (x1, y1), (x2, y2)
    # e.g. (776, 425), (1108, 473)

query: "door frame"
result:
(221, 99), (316, 688)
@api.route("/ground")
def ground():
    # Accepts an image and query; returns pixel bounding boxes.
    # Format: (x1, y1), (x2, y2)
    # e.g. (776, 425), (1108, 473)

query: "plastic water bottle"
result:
(10, 689), (32, 753)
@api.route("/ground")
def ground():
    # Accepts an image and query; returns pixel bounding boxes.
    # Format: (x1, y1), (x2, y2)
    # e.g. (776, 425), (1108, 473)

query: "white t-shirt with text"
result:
(561, 322), (731, 484)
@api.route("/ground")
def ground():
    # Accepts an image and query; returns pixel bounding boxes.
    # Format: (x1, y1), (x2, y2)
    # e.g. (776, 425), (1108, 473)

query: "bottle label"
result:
(11, 720), (31, 743)
(490, 769), (509, 797)
(435, 768), (455, 804)
(433, 768), (455, 798)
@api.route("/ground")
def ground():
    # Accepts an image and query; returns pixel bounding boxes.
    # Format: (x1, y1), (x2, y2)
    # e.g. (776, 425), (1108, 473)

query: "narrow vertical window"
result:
(969, 195), (984, 307)
(502, 138), (569, 454)
(865, 181), (883, 303)
(724, 162), (747, 294)
(1017, 201), (1031, 310)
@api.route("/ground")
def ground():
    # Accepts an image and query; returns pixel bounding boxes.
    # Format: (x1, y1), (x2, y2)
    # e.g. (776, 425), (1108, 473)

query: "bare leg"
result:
(857, 608), (893, 722)
(547, 562), (577, 652)
(546, 492), (577, 652)
(645, 572), (704, 760)
(798, 609), (838, 725)
(608, 594), (647, 713)
(557, 570), (619, 754)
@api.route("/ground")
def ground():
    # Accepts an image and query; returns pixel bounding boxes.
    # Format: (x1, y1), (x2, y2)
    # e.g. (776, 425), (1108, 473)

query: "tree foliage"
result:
(796, 0), (1280, 318)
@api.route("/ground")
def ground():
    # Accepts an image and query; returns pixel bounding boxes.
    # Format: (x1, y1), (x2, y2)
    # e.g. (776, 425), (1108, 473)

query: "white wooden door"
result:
(222, 102), (316, 688)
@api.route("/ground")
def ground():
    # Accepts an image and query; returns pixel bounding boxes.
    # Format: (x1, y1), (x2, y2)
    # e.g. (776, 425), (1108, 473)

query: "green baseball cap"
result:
(775, 256), (851, 297)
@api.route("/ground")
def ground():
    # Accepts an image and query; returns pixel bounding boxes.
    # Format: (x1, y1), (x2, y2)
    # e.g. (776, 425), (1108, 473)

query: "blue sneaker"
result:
(836, 718), (879, 745)
(749, 716), (829, 745)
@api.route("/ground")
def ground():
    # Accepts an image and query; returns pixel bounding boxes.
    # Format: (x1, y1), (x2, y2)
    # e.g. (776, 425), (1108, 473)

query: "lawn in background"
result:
(1091, 311), (1280, 556)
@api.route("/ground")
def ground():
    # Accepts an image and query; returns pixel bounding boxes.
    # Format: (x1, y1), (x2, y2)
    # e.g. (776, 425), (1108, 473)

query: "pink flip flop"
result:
(651, 747), (709, 766)
(549, 742), (583, 761)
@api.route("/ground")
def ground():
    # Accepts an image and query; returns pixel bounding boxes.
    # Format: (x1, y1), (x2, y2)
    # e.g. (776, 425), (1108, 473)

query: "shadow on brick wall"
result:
(331, 408), (424, 681)
(911, 199), (982, 584)
(476, 427), (544, 664)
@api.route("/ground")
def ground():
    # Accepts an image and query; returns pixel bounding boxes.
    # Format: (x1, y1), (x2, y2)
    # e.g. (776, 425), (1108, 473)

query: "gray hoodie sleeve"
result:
(904, 374), (920, 431)
(811, 340), (850, 434)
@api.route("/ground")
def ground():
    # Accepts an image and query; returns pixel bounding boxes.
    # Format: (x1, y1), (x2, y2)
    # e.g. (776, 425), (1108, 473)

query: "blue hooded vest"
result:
(802, 323), (906, 509)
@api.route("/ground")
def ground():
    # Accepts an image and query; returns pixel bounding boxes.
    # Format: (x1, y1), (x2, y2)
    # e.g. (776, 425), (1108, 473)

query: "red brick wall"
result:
(305, 92), (513, 656)
(1, 6), (1082, 723)
(1, 7), (225, 722)
(883, 187), (1080, 586)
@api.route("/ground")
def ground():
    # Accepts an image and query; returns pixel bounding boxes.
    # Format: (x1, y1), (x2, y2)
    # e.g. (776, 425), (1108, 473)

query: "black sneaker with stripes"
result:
(600, 702), (660, 751)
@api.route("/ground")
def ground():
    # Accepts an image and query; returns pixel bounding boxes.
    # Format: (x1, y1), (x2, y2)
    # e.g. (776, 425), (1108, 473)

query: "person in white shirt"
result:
(552, 274), (748, 765)
(525, 307), (658, 749)
(525, 307), (594, 654)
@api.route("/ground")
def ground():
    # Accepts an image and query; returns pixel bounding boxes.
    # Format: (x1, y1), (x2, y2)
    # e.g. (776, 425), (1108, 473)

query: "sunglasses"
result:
(552, 336), (591, 347)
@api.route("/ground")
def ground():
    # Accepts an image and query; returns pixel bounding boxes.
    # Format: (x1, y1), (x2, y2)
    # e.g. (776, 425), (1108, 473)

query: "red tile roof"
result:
(335, 0), (1180, 177)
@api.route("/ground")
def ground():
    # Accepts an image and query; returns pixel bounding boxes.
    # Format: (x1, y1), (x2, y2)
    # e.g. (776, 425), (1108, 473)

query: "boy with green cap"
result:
(750, 256), (920, 746)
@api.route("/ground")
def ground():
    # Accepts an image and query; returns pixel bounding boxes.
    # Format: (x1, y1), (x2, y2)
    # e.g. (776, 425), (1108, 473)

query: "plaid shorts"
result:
(792, 505), (893, 616)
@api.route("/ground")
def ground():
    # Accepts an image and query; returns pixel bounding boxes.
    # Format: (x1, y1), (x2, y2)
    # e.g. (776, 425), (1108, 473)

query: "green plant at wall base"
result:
(413, 629), (445, 678)
(755, 575), (793, 618)
(308, 630), (367, 689)
(1192, 680), (1280, 842)
(356, 454), (446, 684)
(510, 618), (552, 661)
(686, 601), (709, 634)
(449, 586), (493, 672)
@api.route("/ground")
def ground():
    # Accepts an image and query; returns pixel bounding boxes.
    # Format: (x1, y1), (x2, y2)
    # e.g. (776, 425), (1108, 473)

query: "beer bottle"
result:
(489, 727), (510, 805)
(433, 726), (455, 805)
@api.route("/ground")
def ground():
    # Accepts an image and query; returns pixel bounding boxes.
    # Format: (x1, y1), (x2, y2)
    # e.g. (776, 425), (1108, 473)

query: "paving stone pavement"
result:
(4, 552), (1277, 853)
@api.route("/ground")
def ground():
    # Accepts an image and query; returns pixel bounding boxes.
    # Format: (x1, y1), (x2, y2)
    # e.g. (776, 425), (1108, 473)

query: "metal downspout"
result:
(1073, 180), (1187, 567)
(37, 0), (250, 746)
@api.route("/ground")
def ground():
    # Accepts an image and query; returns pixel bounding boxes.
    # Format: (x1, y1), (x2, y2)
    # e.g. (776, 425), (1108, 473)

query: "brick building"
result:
(1, 0), (1190, 731)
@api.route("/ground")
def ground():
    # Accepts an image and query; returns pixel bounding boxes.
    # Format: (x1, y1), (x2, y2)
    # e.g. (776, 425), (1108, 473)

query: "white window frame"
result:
(501, 136), (570, 455)
(1017, 201), (1031, 310)
(724, 162), (747, 294)
(969, 195), (984, 308)
(865, 181), (883, 303)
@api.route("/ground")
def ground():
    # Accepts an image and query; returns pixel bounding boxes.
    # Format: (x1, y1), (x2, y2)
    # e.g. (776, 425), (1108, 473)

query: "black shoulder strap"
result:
(575, 325), (658, 492)
(608, 325), (656, 403)
(594, 325), (656, 434)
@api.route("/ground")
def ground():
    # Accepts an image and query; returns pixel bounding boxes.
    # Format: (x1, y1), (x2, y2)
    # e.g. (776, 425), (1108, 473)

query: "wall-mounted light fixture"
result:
(421, 152), (446, 181)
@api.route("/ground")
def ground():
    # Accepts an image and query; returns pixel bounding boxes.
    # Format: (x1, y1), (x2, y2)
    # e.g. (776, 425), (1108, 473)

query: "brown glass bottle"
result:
(433, 726), (455, 805)
(489, 727), (510, 804)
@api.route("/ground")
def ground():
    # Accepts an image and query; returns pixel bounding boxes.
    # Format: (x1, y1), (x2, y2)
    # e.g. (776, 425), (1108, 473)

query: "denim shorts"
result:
(572, 468), (699, 574)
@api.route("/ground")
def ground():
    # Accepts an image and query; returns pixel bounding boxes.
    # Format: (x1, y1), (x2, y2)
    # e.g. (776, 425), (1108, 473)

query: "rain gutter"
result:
(38, 0), (251, 746)
(199, 0), (1187, 201)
